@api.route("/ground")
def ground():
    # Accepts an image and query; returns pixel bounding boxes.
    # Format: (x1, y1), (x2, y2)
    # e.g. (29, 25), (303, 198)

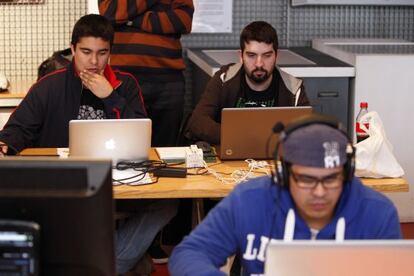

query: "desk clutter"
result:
(203, 159), (272, 185)
(155, 142), (217, 165)
(112, 160), (181, 186)
(17, 148), (409, 194)
(116, 144), (271, 186)
(154, 144), (272, 185)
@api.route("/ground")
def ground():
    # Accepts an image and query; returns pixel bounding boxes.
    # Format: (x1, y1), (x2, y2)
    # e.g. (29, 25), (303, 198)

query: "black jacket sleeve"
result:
(102, 73), (147, 119)
(0, 83), (47, 153)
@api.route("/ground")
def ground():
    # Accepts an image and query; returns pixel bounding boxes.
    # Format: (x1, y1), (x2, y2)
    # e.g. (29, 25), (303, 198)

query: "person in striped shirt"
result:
(99, 0), (194, 147)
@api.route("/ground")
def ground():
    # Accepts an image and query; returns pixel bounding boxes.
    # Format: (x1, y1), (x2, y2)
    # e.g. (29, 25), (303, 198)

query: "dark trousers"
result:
(115, 199), (178, 273)
(138, 81), (185, 147)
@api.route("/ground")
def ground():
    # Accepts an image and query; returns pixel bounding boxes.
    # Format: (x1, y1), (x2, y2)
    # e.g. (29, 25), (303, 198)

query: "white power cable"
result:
(202, 158), (272, 185)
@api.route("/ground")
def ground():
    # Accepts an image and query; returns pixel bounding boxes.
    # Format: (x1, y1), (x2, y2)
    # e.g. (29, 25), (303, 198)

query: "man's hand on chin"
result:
(79, 70), (113, 98)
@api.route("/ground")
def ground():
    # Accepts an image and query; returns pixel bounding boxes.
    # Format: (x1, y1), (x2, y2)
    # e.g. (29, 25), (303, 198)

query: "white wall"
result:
(354, 55), (414, 221)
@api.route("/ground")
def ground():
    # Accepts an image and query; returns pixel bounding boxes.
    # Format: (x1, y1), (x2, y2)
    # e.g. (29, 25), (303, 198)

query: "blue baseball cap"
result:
(282, 124), (349, 168)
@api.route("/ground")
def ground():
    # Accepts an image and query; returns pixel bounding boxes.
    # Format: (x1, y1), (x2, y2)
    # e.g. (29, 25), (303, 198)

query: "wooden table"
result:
(0, 79), (33, 107)
(0, 80), (32, 129)
(19, 148), (409, 199)
(0, 92), (26, 107)
(114, 161), (241, 199)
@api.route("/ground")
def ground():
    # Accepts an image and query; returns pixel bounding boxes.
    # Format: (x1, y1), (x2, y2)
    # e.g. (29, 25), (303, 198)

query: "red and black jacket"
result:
(0, 62), (147, 153)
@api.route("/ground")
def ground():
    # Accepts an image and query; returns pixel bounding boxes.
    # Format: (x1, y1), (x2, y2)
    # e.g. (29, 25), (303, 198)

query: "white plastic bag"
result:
(355, 111), (404, 178)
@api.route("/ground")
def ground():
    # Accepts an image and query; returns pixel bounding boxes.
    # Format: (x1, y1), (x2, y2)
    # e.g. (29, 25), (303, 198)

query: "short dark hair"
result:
(71, 14), (114, 48)
(240, 21), (278, 53)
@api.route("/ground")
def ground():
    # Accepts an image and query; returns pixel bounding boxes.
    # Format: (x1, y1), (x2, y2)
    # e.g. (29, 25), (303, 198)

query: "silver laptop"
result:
(220, 106), (312, 160)
(265, 240), (414, 276)
(69, 119), (151, 163)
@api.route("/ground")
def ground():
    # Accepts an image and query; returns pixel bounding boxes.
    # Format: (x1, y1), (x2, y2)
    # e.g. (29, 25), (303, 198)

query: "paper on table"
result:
(155, 147), (188, 163)
(57, 148), (69, 158)
(112, 169), (153, 186)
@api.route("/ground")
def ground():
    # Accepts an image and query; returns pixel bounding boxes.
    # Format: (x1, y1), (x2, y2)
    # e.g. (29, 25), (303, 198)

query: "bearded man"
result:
(185, 21), (310, 144)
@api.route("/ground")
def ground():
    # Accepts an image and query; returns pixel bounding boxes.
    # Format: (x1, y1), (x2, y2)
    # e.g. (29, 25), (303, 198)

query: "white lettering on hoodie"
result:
(242, 209), (346, 264)
(242, 234), (272, 262)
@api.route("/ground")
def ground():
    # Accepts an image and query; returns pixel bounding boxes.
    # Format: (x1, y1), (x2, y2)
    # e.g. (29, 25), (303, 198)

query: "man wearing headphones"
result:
(169, 114), (401, 276)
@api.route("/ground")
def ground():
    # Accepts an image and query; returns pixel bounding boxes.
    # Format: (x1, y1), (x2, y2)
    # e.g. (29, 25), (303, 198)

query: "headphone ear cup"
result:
(275, 161), (283, 186)
(344, 151), (355, 183)
(275, 159), (289, 188)
(273, 141), (283, 187)
(281, 160), (289, 188)
(273, 140), (290, 188)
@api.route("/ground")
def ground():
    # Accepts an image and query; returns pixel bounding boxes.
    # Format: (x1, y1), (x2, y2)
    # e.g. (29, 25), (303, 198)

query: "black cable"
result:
(161, 161), (185, 167)
(112, 160), (167, 185)
(112, 170), (148, 185)
(113, 174), (159, 186)
(266, 121), (285, 160)
(113, 160), (189, 185)
(115, 160), (167, 171)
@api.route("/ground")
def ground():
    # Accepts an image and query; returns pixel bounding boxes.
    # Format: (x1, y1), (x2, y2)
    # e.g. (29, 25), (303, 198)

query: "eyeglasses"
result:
(289, 170), (344, 189)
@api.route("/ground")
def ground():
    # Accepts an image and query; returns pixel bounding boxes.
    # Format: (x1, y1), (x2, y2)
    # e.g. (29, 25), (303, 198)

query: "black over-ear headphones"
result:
(272, 114), (355, 188)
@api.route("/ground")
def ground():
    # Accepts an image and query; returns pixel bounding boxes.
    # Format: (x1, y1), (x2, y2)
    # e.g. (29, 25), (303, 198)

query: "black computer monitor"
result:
(0, 219), (39, 275)
(0, 157), (115, 276)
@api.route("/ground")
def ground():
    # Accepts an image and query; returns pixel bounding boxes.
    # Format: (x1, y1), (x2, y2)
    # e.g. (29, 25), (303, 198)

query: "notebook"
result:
(69, 119), (151, 163)
(265, 240), (414, 276)
(220, 106), (312, 160)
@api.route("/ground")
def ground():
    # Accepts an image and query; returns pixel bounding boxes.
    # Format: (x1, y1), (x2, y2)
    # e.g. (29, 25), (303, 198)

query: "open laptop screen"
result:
(220, 106), (312, 160)
(265, 240), (414, 276)
(69, 119), (151, 163)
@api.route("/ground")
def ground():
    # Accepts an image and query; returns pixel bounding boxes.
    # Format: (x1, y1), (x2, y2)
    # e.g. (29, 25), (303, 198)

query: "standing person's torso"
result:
(110, 29), (185, 82)
(100, 0), (195, 82)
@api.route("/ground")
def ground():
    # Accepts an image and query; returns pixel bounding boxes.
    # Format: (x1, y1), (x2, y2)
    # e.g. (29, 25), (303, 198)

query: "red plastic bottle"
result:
(356, 102), (369, 143)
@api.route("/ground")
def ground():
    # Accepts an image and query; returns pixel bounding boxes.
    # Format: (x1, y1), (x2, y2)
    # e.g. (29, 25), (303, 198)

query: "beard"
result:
(245, 67), (271, 84)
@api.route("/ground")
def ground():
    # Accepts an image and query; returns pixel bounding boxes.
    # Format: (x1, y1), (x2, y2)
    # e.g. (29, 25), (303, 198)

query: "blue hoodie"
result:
(169, 176), (401, 276)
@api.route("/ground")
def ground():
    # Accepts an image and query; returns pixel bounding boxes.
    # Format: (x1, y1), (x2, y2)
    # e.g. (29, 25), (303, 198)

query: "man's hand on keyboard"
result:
(0, 141), (8, 157)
